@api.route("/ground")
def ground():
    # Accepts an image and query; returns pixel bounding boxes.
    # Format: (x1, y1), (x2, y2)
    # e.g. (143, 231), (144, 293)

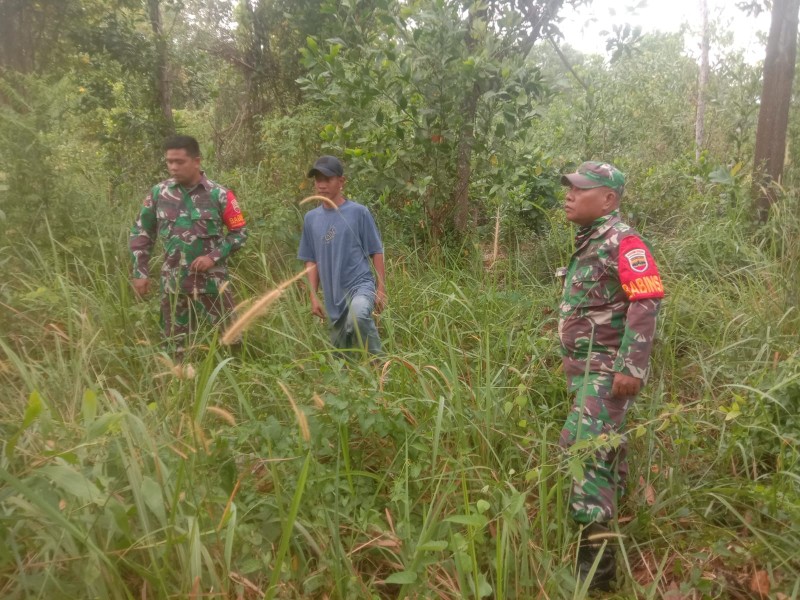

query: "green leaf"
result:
(306, 36), (318, 51)
(385, 570), (417, 584)
(476, 572), (493, 597)
(568, 458), (585, 483)
(6, 390), (44, 458)
(724, 402), (741, 421)
(39, 464), (104, 504)
(445, 513), (488, 528)
(476, 499), (490, 514)
(503, 491), (525, 517)
(418, 540), (448, 552)
(23, 389), (43, 428)
(87, 413), (124, 441)
(141, 476), (167, 525)
(454, 550), (472, 572)
(106, 497), (131, 537)
(82, 389), (97, 427)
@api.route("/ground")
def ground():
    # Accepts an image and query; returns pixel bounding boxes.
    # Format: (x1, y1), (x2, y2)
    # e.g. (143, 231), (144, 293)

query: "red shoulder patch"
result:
(222, 190), (246, 229)
(618, 236), (664, 301)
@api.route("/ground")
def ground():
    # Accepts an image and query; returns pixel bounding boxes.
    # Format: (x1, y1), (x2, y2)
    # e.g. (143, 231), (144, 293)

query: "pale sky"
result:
(559, 0), (771, 62)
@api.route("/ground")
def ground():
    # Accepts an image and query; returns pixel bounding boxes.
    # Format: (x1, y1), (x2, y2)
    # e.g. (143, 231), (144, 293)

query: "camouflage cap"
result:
(561, 161), (625, 196)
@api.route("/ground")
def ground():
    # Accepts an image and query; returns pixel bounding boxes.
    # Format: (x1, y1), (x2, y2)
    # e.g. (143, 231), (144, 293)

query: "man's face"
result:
(314, 174), (345, 201)
(564, 185), (616, 226)
(166, 149), (201, 186)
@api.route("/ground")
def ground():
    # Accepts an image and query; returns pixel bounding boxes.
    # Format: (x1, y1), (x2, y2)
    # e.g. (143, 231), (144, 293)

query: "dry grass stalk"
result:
(221, 266), (312, 345)
(378, 357), (419, 392)
(206, 405), (237, 426)
(217, 477), (242, 532)
(299, 194), (339, 209)
(278, 381), (311, 442)
(167, 444), (189, 460)
(171, 363), (196, 379)
(491, 205), (501, 264)
(229, 571), (262, 595)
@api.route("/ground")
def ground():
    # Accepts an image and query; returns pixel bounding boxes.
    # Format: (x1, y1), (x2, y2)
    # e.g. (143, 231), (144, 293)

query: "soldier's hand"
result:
(310, 297), (326, 321)
(612, 372), (642, 398)
(190, 255), (215, 272)
(132, 278), (150, 298)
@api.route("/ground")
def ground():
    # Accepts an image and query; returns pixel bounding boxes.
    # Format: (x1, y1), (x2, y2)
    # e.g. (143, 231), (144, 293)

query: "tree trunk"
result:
(147, 0), (175, 135)
(0, 0), (29, 71)
(450, 80), (480, 235)
(695, 0), (709, 161)
(752, 0), (800, 221)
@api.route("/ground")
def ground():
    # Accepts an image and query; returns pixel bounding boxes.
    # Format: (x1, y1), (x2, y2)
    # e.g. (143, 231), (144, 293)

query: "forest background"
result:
(1, 0), (799, 598)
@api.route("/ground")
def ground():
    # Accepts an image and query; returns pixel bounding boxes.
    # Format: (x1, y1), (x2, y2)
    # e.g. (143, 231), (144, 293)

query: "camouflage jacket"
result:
(129, 173), (247, 295)
(558, 211), (664, 382)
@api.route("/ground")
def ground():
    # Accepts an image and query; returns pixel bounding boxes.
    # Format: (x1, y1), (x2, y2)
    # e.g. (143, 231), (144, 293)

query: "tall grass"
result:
(1, 196), (799, 599)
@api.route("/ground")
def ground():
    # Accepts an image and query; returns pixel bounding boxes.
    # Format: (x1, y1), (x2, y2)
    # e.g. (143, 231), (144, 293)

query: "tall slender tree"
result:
(695, 0), (709, 161)
(147, 0), (176, 135)
(752, 0), (800, 221)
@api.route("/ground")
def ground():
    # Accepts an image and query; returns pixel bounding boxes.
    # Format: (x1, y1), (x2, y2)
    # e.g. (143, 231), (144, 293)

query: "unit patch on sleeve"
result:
(222, 190), (246, 229)
(618, 236), (664, 301)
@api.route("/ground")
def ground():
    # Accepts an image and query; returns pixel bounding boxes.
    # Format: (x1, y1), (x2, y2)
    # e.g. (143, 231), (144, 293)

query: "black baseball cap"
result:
(308, 155), (344, 177)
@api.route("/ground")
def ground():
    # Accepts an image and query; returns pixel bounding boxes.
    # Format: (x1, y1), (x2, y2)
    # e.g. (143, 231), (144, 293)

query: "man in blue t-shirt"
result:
(298, 155), (386, 356)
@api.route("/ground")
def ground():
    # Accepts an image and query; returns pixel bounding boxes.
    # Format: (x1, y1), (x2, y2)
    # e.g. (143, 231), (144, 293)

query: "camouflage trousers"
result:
(160, 290), (236, 360)
(559, 372), (633, 525)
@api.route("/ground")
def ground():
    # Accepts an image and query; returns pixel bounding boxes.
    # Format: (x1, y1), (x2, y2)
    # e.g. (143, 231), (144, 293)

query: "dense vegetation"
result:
(1, 0), (799, 598)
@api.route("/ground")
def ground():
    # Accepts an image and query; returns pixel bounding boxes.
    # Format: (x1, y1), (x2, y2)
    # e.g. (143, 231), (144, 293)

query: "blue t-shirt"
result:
(297, 199), (384, 321)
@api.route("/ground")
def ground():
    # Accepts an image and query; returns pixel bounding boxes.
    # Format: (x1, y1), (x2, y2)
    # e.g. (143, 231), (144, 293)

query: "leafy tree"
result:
(299, 0), (582, 245)
(0, 0), (86, 72)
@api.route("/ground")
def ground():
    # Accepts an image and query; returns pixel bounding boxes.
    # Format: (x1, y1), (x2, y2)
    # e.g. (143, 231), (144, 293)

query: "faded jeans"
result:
(329, 293), (382, 357)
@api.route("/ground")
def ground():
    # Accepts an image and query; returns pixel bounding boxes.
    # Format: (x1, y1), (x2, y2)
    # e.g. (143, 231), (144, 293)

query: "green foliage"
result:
(3, 178), (800, 596)
(298, 0), (568, 243)
(2, 1), (800, 597)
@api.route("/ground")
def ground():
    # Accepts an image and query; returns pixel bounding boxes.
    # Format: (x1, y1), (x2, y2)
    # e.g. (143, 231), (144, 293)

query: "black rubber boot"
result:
(577, 523), (616, 592)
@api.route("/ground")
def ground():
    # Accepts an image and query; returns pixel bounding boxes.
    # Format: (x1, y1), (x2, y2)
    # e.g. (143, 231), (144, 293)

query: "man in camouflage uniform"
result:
(129, 135), (247, 361)
(557, 161), (664, 590)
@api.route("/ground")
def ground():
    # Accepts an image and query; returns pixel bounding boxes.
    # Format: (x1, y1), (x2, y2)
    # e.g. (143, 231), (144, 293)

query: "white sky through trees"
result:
(559, 0), (771, 62)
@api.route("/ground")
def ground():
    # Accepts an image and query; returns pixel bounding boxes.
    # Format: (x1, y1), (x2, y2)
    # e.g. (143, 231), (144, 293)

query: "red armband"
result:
(222, 190), (246, 229)
(618, 236), (664, 301)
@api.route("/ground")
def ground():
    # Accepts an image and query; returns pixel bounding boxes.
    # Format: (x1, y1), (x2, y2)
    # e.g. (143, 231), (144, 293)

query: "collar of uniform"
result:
(168, 171), (212, 192)
(575, 210), (620, 250)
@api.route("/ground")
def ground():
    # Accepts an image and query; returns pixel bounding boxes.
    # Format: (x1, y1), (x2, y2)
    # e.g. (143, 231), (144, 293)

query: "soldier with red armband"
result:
(129, 135), (248, 361)
(557, 161), (664, 590)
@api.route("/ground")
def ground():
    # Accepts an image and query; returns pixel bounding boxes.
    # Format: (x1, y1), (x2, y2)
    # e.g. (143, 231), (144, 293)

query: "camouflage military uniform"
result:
(558, 209), (663, 524)
(129, 173), (247, 357)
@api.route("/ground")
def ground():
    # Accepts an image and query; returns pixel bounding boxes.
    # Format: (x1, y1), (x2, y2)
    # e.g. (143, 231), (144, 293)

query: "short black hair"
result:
(163, 135), (201, 158)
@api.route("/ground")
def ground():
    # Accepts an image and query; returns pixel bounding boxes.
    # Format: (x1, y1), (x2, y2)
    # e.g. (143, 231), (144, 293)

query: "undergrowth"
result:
(1, 192), (799, 599)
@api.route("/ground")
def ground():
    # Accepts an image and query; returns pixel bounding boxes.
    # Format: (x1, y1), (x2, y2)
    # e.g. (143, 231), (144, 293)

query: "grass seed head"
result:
(221, 266), (312, 344)
(299, 194), (339, 210)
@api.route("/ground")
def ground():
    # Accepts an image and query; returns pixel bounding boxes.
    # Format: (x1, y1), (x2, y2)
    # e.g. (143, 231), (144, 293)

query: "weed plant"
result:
(1, 189), (799, 599)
